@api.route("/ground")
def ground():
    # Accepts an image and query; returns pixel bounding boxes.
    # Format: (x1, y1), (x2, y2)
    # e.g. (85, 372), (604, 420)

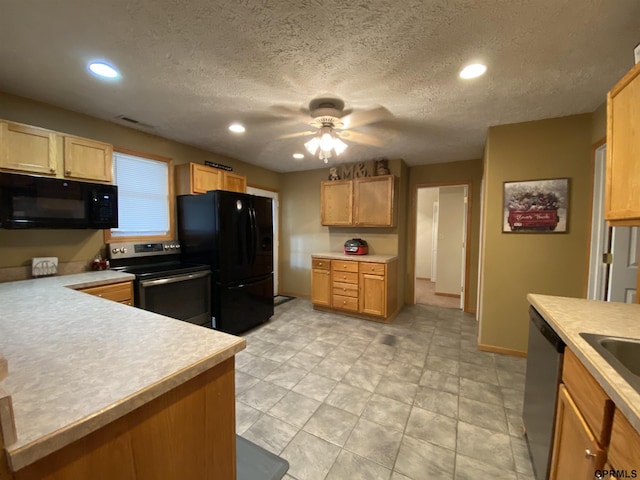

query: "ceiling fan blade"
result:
(277, 130), (316, 139)
(338, 130), (386, 147)
(270, 105), (312, 124)
(340, 106), (392, 129)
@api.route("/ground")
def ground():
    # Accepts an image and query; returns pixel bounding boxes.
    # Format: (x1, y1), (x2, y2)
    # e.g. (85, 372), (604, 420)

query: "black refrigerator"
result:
(177, 190), (274, 334)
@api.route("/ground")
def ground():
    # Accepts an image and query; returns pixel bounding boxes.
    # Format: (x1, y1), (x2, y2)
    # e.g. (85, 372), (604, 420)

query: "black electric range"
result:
(108, 241), (212, 327)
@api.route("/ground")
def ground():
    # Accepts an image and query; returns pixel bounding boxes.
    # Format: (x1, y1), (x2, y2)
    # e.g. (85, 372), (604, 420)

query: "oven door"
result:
(138, 270), (211, 327)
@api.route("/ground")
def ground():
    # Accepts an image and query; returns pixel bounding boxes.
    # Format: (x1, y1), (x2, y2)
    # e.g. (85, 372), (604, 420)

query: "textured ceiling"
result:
(0, 1), (639, 172)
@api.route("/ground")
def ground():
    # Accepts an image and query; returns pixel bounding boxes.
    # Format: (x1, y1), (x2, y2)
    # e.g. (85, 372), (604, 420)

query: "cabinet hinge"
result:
(602, 252), (613, 265)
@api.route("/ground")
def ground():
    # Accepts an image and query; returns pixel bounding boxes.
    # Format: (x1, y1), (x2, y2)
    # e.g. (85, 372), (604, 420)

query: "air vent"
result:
(117, 115), (139, 124)
(115, 115), (155, 129)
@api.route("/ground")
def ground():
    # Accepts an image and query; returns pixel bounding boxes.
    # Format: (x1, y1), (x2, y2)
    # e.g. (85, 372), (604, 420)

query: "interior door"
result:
(608, 226), (638, 303)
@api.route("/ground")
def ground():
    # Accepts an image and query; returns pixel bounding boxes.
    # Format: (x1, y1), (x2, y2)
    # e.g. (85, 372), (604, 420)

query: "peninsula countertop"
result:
(312, 252), (398, 263)
(0, 271), (245, 471)
(527, 294), (640, 433)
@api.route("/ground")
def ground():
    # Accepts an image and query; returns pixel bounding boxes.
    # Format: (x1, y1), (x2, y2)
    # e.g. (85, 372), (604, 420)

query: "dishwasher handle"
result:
(529, 306), (565, 353)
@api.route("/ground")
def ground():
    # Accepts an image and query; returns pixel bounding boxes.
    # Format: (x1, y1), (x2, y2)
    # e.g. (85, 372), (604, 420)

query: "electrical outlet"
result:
(32, 257), (58, 277)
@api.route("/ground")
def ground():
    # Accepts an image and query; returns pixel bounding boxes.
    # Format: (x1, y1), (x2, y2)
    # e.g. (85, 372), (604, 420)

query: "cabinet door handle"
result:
(584, 449), (597, 459)
(49, 167), (55, 173)
(65, 170), (71, 175)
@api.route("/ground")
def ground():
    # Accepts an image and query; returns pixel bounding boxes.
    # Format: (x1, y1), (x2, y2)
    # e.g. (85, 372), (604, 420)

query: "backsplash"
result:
(0, 261), (92, 283)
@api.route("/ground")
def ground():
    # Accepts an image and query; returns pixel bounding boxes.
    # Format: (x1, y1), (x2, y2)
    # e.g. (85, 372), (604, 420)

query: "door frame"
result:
(247, 184), (280, 296)
(586, 139), (609, 300)
(409, 181), (473, 312)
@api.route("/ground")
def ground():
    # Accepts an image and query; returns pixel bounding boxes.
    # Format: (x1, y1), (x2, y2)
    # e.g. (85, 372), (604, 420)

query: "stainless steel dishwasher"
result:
(523, 306), (565, 480)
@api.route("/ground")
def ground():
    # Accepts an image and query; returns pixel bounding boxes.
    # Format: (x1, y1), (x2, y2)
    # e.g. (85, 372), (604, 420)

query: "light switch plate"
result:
(32, 257), (58, 277)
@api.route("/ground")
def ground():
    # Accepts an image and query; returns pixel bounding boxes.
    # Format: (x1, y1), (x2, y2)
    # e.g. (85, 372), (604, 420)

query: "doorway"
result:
(413, 184), (469, 309)
(246, 186), (280, 296)
(587, 143), (638, 303)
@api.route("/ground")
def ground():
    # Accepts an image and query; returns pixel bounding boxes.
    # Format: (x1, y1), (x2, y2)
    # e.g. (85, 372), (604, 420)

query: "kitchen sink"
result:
(580, 333), (640, 393)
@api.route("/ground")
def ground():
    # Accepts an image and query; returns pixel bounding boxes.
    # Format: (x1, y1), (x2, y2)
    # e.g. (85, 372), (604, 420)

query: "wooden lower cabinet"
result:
(311, 258), (331, 307)
(549, 384), (606, 480)
(311, 256), (398, 321)
(77, 281), (133, 306)
(608, 408), (640, 472)
(11, 358), (236, 480)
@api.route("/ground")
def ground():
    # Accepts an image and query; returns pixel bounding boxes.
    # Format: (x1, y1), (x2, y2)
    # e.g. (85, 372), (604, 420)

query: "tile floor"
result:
(235, 298), (534, 480)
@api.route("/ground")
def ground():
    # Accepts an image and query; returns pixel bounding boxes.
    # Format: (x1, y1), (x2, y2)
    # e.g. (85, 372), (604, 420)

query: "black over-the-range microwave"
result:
(0, 172), (118, 229)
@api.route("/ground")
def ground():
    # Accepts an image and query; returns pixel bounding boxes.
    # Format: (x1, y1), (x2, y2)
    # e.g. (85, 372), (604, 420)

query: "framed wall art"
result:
(503, 178), (569, 233)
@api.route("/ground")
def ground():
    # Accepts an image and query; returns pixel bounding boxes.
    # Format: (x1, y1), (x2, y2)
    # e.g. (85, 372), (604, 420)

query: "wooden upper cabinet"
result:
(321, 179), (353, 226)
(63, 135), (113, 183)
(606, 61), (640, 223)
(0, 121), (59, 175)
(321, 175), (394, 227)
(223, 171), (247, 193)
(354, 175), (394, 226)
(175, 163), (246, 195)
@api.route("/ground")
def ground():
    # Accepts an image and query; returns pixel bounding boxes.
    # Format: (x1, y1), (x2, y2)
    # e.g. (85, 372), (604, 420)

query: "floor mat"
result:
(274, 295), (295, 306)
(237, 435), (289, 480)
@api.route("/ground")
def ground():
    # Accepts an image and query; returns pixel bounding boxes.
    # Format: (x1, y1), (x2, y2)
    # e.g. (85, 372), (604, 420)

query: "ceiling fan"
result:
(274, 98), (391, 163)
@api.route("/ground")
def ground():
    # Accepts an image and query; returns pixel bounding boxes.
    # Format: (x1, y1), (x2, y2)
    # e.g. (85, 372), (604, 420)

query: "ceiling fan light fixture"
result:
(333, 137), (348, 156)
(304, 137), (320, 155)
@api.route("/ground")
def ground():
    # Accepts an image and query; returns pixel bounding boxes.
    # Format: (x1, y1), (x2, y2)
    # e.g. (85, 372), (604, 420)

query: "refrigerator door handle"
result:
(249, 206), (258, 265)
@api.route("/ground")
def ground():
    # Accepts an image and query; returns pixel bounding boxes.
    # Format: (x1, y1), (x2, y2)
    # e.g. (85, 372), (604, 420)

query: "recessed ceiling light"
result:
(292, 153), (304, 159)
(459, 63), (487, 79)
(88, 62), (119, 78)
(229, 123), (245, 133)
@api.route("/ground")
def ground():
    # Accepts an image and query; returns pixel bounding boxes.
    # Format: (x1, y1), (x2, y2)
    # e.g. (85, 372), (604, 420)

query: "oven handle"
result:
(139, 270), (210, 288)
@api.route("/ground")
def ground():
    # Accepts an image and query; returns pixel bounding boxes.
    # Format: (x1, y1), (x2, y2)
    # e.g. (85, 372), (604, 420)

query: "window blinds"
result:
(111, 152), (170, 237)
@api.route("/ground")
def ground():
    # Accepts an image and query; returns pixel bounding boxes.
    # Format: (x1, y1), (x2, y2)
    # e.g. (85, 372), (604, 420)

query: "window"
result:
(104, 149), (174, 242)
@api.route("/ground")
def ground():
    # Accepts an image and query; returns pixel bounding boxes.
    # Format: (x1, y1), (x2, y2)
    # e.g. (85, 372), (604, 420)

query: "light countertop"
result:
(0, 271), (245, 471)
(312, 252), (398, 263)
(527, 294), (640, 432)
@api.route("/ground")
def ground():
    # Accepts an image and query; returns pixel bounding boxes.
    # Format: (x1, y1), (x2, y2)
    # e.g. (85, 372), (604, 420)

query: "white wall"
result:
(415, 188), (438, 278)
(436, 186), (465, 295)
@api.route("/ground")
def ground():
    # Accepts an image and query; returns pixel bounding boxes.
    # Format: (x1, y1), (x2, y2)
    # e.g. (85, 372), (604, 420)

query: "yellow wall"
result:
(279, 159), (408, 307)
(478, 114), (593, 353)
(0, 92), (279, 269)
(407, 159), (483, 312)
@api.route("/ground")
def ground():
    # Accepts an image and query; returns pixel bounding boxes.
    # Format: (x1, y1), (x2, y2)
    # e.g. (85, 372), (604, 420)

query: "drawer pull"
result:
(343, 301), (347, 305)
(319, 262), (323, 266)
(584, 449), (596, 459)
(343, 288), (347, 291)
(343, 276), (347, 279)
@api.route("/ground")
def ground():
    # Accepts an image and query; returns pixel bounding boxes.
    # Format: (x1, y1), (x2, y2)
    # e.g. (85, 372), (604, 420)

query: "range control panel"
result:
(107, 241), (181, 260)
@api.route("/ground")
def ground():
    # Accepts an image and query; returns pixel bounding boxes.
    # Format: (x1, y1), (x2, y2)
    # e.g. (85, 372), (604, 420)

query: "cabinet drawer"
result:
(608, 408), (640, 470)
(332, 294), (359, 312)
(332, 281), (358, 298)
(79, 281), (133, 303)
(332, 271), (358, 284)
(359, 262), (385, 275)
(562, 349), (614, 444)
(312, 258), (330, 270)
(331, 260), (359, 273)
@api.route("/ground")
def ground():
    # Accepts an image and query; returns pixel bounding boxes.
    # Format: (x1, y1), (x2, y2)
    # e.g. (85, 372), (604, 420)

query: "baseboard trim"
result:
(435, 292), (461, 299)
(416, 277), (431, 281)
(477, 343), (527, 358)
(279, 291), (309, 298)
